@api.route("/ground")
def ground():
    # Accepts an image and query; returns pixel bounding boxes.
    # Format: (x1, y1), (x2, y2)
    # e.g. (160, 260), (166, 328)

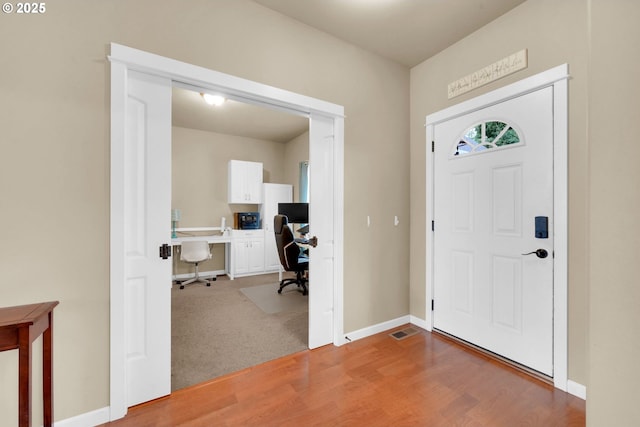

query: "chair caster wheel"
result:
(206, 283), (211, 287)
(179, 285), (185, 290)
(277, 289), (283, 294)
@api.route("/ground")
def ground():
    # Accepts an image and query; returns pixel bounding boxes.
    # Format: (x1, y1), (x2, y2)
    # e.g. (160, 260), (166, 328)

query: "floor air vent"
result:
(389, 327), (419, 340)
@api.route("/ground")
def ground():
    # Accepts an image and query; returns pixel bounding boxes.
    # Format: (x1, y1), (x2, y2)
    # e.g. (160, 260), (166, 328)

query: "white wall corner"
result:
(410, 315), (428, 330)
(567, 380), (587, 400)
(54, 406), (110, 427)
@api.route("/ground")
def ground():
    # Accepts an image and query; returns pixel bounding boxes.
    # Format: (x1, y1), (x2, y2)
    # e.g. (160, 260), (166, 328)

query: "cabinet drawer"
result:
(231, 229), (264, 239)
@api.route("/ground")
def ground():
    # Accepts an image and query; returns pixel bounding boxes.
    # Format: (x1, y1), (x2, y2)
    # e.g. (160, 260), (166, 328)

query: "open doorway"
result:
(170, 86), (311, 390)
(109, 43), (345, 418)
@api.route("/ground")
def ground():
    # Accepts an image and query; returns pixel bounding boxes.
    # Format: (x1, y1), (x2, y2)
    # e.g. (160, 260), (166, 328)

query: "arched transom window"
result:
(454, 120), (522, 157)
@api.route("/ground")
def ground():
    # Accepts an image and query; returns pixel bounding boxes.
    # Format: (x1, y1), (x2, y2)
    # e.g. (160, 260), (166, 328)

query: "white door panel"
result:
(434, 87), (553, 375)
(124, 71), (172, 406)
(308, 113), (335, 349)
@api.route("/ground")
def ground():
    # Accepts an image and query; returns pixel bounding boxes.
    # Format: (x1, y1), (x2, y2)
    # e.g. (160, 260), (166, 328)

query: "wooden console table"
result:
(0, 301), (59, 427)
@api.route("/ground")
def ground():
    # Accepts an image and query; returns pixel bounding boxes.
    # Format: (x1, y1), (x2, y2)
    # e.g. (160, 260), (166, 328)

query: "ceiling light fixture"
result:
(201, 93), (226, 106)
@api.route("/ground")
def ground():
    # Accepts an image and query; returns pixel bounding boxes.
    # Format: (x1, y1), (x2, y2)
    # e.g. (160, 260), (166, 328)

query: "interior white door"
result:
(124, 70), (172, 406)
(433, 87), (554, 376)
(308, 113), (335, 349)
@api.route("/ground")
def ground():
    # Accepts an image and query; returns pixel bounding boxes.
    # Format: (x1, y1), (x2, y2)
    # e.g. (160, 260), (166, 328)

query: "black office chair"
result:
(273, 214), (309, 295)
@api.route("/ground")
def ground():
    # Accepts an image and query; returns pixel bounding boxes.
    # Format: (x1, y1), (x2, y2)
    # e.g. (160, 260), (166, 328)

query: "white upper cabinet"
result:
(228, 160), (263, 203)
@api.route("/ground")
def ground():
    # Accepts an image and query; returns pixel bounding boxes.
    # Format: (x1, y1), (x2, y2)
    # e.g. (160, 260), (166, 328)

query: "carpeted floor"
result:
(240, 282), (308, 314)
(171, 272), (308, 391)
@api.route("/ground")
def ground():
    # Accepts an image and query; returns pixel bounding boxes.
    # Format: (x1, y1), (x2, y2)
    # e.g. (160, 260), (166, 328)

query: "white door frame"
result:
(425, 64), (569, 391)
(109, 43), (345, 420)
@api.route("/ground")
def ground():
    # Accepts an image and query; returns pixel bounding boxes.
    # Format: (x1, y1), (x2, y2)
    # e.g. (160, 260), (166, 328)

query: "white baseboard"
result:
(54, 406), (110, 427)
(567, 380), (587, 400)
(342, 315), (411, 343)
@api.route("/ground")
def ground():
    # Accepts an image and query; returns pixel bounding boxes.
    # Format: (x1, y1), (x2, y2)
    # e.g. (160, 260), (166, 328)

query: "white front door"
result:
(124, 70), (172, 405)
(433, 86), (554, 376)
(308, 113), (335, 349)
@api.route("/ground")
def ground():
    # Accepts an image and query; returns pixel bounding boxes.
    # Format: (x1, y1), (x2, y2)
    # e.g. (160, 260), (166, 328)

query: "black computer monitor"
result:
(278, 202), (308, 224)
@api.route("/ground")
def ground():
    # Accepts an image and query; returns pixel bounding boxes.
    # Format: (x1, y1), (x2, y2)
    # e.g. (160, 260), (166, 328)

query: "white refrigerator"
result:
(261, 183), (293, 272)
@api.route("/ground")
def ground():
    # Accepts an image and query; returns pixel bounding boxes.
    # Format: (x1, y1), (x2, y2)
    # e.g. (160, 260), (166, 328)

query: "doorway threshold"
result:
(433, 329), (553, 386)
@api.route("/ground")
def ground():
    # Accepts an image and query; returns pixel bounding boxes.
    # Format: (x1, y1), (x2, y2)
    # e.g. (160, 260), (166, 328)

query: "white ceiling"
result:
(252, 0), (526, 68)
(173, 0), (526, 141)
(172, 87), (309, 143)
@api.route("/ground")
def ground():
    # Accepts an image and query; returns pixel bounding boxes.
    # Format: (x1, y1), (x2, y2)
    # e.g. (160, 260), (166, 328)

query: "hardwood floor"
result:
(101, 326), (585, 427)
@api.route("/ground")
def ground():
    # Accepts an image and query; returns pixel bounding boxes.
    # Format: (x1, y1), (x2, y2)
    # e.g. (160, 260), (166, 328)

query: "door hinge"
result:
(431, 299), (435, 311)
(159, 243), (172, 260)
(431, 220), (434, 232)
(432, 141), (435, 152)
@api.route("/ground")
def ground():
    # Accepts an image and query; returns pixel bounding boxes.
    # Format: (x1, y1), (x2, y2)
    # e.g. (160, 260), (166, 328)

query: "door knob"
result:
(522, 249), (548, 259)
(308, 236), (318, 248)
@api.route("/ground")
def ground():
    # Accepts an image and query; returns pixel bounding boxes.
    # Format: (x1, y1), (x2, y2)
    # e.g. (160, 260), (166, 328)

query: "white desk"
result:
(171, 235), (232, 245)
(171, 234), (234, 279)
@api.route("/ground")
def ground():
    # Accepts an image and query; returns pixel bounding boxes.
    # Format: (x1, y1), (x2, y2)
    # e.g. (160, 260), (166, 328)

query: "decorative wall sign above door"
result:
(448, 49), (528, 99)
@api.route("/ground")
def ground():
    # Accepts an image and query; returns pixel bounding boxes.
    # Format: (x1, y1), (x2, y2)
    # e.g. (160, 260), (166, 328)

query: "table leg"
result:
(43, 312), (53, 427)
(18, 327), (32, 427)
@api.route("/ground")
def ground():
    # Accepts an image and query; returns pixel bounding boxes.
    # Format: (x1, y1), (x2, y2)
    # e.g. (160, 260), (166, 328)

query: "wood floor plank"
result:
(101, 326), (585, 427)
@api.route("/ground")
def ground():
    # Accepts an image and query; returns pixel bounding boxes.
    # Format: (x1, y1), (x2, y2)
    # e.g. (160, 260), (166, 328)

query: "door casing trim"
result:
(109, 43), (345, 420)
(425, 64), (569, 391)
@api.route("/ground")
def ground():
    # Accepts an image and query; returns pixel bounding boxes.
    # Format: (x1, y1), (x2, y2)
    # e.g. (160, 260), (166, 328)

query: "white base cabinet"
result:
(228, 183), (293, 278)
(230, 230), (265, 277)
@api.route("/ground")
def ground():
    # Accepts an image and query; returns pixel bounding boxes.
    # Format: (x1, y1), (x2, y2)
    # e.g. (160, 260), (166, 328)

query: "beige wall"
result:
(173, 126), (286, 228)
(587, 1), (640, 425)
(172, 125), (296, 273)
(0, 0), (409, 423)
(409, 0), (589, 385)
(171, 125), (308, 274)
(411, 0), (640, 424)
(14, 0), (635, 423)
